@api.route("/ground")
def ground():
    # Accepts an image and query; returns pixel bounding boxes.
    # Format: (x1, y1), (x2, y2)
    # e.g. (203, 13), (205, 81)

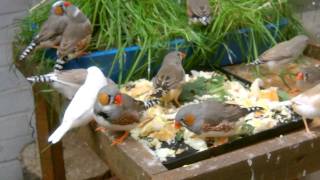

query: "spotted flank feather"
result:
(245, 106), (264, 113)
(27, 74), (55, 83)
(198, 16), (211, 26)
(143, 99), (160, 109)
(151, 82), (170, 98)
(19, 38), (39, 61)
(248, 58), (263, 65)
(191, 14), (211, 26)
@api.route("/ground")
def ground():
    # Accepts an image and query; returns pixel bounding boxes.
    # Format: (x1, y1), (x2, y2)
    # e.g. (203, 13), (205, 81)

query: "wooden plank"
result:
(91, 130), (167, 180)
(152, 126), (320, 180)
(33, 85), (66, 180)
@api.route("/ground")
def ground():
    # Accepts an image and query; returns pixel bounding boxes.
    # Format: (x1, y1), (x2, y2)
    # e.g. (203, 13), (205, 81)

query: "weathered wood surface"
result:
(33, 85), (66, 180)
(83, 125), (167, 180)
(152, 126), (320, 180)
(85, 124), (320, 180)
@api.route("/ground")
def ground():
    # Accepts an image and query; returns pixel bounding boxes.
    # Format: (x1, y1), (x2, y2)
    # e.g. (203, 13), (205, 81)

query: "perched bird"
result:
(290, 83), (320, 134)
(250, 35), (309, 88)
(174, 100), (263, 138)
(54, 1), (92, 72)
(187, 0), (213, 26)
(152, 51), (186, 107)
(295, 65), (320, 91)
(93, 85), (159, 145)
(26, 68), (115, 100)
(250, 35), (309, 70)
(48, 66), (108, 144)
(19, 1), (69, 61)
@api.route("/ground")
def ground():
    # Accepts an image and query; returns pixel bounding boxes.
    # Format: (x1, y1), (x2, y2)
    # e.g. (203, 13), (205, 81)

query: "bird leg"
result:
(302, 117), (312, 134)
(289, 88), (301, 94)
(77, 51), (89, 57)
(174, 96), (181, 107)
(213, 137), (229, 147)
(111, 131), (129, 146)
(95, 127), (107, 133)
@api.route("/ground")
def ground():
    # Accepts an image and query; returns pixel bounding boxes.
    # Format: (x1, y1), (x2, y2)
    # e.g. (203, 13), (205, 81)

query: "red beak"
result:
(178, 52), (186, 60)
(174, 121), (182, 129)
(296, 72), (304, 80)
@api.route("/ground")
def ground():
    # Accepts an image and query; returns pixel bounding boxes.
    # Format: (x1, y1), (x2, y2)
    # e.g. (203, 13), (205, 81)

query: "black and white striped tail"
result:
(54, 56), (68, 72)
(143, 99), (160, 109)
(245, 106), (264, 113)
(19, 39), (39, 61)
(27, 74), (54, 83)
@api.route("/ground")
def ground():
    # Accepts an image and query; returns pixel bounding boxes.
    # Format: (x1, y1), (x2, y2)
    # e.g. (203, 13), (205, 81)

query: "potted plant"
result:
(14, 0), (302, 83)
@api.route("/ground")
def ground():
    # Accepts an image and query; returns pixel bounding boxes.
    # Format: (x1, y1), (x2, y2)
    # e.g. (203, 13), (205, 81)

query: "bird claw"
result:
(95, 127), (107, 133)
(289, 88), (301, 94)
(111, 131), (129, 146)
(305, 131), (317, 138)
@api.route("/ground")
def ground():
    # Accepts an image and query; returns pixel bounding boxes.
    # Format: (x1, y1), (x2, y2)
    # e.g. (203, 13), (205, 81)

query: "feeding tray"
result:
(142, 66), (309, 170)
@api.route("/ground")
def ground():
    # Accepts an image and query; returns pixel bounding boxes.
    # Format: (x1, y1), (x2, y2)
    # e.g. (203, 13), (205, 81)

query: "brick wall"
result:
(0, 0), (37, 179)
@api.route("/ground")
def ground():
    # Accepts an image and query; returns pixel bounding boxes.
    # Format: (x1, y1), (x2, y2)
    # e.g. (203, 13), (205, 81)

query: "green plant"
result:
(14, 0), (303, 83)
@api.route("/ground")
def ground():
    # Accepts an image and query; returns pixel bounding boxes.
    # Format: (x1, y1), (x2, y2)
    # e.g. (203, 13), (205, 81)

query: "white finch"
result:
(48, 66), (108, 144)
(290, 83), (320, 134)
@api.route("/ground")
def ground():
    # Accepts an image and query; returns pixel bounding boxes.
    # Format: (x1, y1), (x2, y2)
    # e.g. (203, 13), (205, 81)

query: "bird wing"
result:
(37, 15), (68, 42)
(62, 87), (93, 125)
(201, 102), (246, 130)
(110, 110), (140, 125)
(58, 20), (92, 56)
(56, 68), (88, 85)
(293, 84), (320, 108)
(259, 41), (293, 62)
(153, 63), (185, 90)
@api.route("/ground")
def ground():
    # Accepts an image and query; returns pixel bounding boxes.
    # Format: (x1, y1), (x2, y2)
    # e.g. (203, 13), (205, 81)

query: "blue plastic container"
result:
(47, 18), (289, 82)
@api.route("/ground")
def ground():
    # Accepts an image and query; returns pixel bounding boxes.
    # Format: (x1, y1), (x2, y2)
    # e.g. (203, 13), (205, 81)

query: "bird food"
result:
(120, 70), (303, 168)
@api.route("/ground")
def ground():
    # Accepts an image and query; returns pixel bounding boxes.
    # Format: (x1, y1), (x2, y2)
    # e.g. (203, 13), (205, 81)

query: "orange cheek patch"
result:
(98, 93), (109, 105)
(184, 114), (195, 126)
(54, 6), (64, 15)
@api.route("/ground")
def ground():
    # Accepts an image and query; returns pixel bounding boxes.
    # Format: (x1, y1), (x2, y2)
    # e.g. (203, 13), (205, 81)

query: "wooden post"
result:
(33, 85), (66, 180)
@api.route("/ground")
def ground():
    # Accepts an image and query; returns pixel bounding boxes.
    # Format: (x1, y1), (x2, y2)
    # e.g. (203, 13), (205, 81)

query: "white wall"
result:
(0, 0), (37, 179)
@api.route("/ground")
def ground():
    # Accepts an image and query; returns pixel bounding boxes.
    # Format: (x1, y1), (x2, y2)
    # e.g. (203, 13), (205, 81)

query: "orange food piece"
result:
(259, 88), (279, 101)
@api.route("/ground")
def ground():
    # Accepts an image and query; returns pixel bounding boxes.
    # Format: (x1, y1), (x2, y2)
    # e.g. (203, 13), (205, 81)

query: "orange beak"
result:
(296, 72), (304, 80)
(174, 121), (182, 129)
(178, 52), (186, 60)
